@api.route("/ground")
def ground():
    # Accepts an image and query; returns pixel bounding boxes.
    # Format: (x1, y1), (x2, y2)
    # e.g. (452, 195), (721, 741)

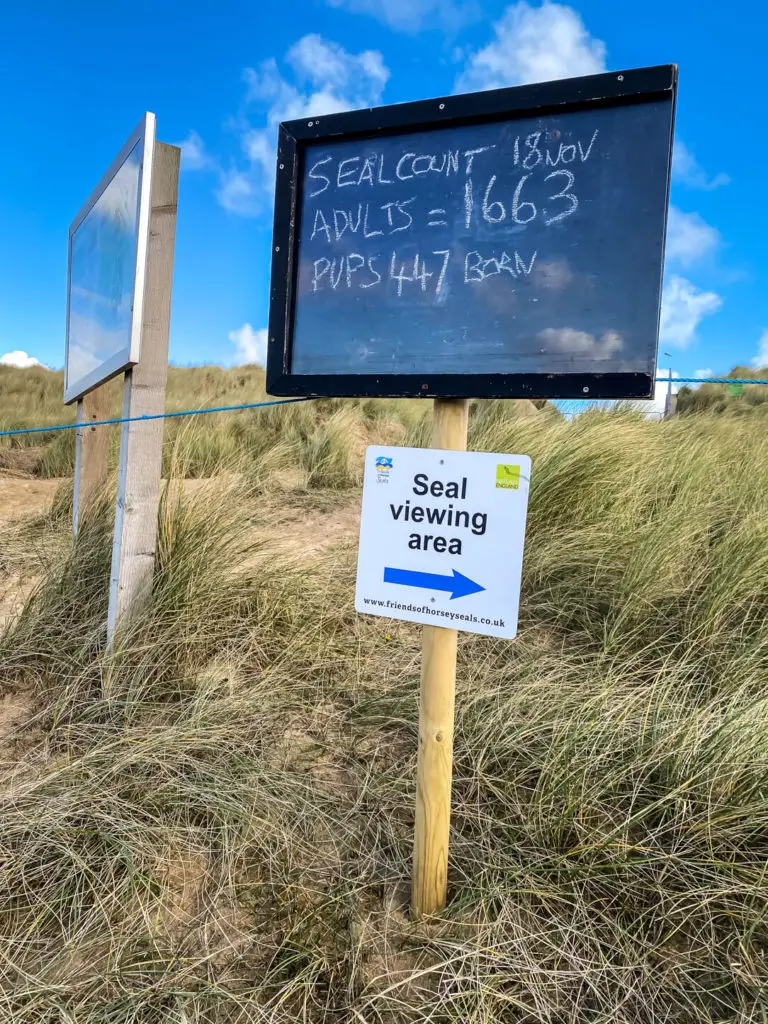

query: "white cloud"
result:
(216, 170), (260, 217)
(284, 35), (389, 97)
(177, 130), (215, 172)
(455, 1), (606, 93)
(665, 206), (719, 267)
(679, 367), (714, 390)
(534, 259), (574, 290)
(228, 323), (268, 366)
(241, 129), (274, 169)
(324, 0), (476, 33)
(66, 310), (132, 385)
(0, 350), (46, 368)
(202, 35), (389, 217)
(660, 275), (722, 348)
(537, 326), (622, 358)
(92, 146), (140, 228)
(752, 329), (768, 370)
(672, 140), (730, 191)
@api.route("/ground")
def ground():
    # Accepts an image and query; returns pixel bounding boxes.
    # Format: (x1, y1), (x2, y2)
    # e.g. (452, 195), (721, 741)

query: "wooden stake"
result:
(107, 142), (180, 643)
(411, 397), (469, 918)
(73, 383), (110, 535)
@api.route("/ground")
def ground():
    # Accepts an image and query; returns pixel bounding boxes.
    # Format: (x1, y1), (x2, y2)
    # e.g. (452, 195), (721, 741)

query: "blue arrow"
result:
(383, 566), (485, 600)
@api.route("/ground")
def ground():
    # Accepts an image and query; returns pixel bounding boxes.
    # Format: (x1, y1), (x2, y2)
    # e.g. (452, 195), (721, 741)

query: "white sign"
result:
(64, 113), (155, 404)
(355, 445), (531, 639)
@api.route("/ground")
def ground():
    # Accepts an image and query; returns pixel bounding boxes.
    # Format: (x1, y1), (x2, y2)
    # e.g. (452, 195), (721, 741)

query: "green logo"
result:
(496, 464), (520, 489)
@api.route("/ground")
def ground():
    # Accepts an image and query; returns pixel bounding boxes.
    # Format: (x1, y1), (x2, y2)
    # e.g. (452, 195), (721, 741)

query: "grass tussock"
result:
(677, 364), (768, 417)
(0, 363), (436, 483)
(1, 389), (768, 1021)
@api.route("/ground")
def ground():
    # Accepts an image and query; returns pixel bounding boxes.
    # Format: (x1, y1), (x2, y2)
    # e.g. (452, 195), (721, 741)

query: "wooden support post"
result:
(411, 397), (469, 919)
(73, 383), (110, 535)
(107, 142), (180, 644)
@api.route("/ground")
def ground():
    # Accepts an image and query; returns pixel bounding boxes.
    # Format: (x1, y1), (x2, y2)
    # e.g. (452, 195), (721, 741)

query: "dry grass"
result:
(677, 364), (768, 417)
(1, 372), (768, 1021)
(0, 364), (539, 481)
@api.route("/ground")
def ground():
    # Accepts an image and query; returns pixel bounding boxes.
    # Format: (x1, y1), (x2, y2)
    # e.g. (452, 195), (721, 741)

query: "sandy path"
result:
(0, 477), (65, 523)
(0, 474), (361, 621)
(0, 473), (362, 769)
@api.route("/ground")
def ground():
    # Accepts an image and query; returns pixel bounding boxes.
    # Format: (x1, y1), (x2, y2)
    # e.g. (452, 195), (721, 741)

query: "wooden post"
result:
(411, 397), (469, 918)
(73, 383), (110, 535)
(107, 142), (180, 644)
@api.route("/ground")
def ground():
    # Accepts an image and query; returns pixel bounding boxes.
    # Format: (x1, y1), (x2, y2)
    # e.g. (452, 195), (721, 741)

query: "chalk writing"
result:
(312, 255), (382, 292)
(289, 96), (674, 380)
(543, 170), (578, 225)
(305, 132), (598, 200)
(432, 250), (451, 296)
(309, 245), (541, 295)
(464, 250), (538, 282)
(304, 124), (596, 293)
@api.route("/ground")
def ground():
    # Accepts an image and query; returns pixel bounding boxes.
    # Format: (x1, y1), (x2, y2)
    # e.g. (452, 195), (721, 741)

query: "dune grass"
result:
(0, 364), (440, 482)
(1, 400), (768, 1022)
(3, 360), (767, 478)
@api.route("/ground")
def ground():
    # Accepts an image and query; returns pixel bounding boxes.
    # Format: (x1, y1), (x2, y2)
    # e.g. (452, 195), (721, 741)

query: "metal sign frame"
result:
(64, 112), (155, 404)
(266, 65), (677, 401)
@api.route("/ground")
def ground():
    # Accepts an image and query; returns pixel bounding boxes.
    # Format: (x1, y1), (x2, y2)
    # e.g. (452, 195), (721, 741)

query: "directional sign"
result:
(355, 445), (531, 639)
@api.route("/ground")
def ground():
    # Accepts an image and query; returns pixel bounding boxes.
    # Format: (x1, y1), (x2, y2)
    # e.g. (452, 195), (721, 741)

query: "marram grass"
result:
(0, 389), (768, 1021)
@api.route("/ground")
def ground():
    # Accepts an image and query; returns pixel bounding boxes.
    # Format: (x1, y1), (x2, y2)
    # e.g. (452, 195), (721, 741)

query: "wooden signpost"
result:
(73, 384), (110, 532)
(265, 65), (678, 916)
(412, 398), (468, 916)
(108, 143), (179, 639)
(65, 114), (179, 642)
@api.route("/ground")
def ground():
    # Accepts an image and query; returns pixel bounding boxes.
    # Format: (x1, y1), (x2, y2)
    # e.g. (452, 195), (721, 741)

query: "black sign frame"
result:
(267, 64), (677, 400)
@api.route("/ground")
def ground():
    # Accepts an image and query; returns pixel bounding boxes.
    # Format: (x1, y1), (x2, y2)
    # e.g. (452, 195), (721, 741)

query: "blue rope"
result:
(0, 396), (315, 439)
(2, 378), (767, 440)
(656, 377), (768, 385)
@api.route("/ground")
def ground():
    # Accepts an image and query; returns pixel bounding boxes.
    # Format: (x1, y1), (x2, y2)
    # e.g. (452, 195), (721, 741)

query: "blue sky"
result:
(1, 0), (766, 379)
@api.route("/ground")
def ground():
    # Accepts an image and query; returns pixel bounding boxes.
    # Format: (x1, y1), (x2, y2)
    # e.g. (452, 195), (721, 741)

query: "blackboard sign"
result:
(267, 65), (676, 400)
